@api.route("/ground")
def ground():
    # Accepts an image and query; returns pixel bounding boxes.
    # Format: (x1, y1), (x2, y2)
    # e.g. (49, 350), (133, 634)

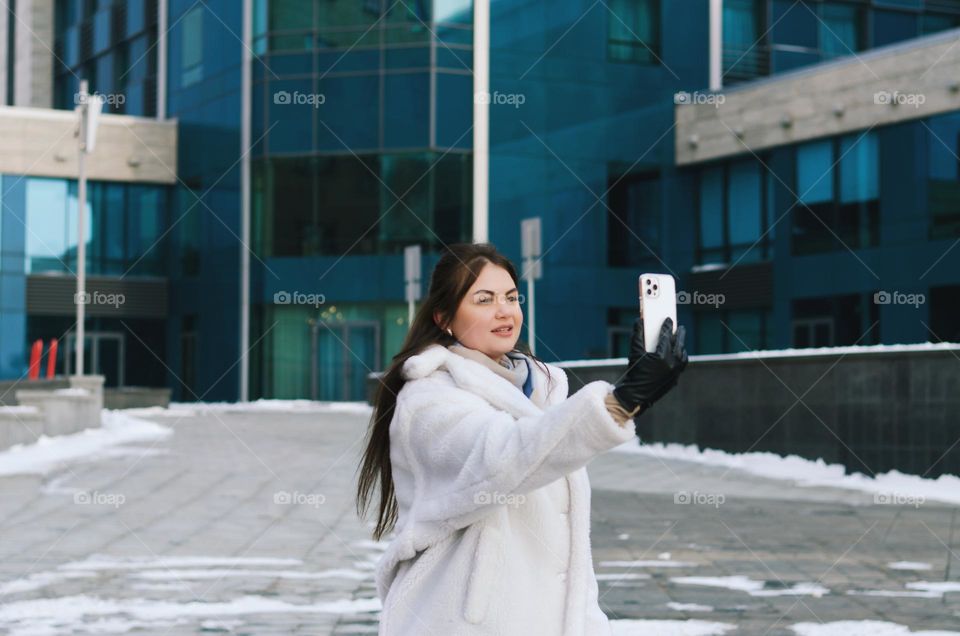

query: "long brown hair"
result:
(356, 242), (552, 540)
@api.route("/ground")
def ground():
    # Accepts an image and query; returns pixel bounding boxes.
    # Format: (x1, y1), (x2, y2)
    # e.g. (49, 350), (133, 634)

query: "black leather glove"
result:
(612, 316), (688, 413)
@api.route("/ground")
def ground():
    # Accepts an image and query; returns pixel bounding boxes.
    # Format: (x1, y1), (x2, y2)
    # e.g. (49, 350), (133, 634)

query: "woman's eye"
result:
(478, 297), (492, 304)
(507, 296), (518, 302)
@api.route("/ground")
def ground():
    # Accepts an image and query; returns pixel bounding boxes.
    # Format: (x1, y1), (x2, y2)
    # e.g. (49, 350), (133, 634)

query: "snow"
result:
(0, 405), (40, 415)
(610, 619), (735, 635)
(53, 388), (90, 396)
(557, 340), (960, 368)
(124, 400), (373, 418)
(59, 555), (304, 571)
(600, 559), (699, 568)
(0, 551), (384, 634)
(671, 575), (829, 597)
(690, 262), (729, 273)
(667, 602), (714, 612)
(789, 620), (960, 635)
(613, 441), (960, 506)
(848, 581), (960, 599)
(131, 568), (371, 582)
(1, 595), (382, 617)
(594, 573), (651, 581)
(0, 571), (96, 596)
(888, 561), (934, 571)
(0, 411), (171, 477)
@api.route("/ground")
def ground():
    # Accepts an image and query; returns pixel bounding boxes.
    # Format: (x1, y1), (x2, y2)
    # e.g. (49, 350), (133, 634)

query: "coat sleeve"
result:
(393, 378), (636, 527)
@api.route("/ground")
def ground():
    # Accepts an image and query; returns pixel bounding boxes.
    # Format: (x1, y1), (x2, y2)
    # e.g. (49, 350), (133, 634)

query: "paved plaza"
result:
(0, 404), (957, 635)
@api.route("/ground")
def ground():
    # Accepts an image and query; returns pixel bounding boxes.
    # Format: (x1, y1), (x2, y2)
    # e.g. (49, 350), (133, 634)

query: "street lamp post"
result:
(74, 80), (103, 377)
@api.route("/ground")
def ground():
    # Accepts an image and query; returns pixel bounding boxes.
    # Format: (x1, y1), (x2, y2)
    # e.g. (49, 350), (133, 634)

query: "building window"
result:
(607, 307), (637, 357)
(695, 308), (771, 354)
(872, 8), (919, 48)
(254, 153), (471, 257)
(723, 0), (766, 83)
(181, 6), (203, 87)
(819, 3), (864, 60)
(180, 314), (197, 401)
(5, 0), (14, 106)
(922, 12), (960, 36)
(791, 294), (879, 348)
(792, 131), (879, 255)
(768, 2), (866, 79)
(696, 158), (773, 266)
(607, 171), (660, 267)
(928, 285), (960, 343)
(53, 0), (157, 116)
(926, 116), (960, 240)
(24, 177), (168, 276)
(607, 0), (660, 64)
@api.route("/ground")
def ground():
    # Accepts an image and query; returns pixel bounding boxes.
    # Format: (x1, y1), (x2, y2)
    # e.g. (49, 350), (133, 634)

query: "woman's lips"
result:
(491, 326), (514, 337)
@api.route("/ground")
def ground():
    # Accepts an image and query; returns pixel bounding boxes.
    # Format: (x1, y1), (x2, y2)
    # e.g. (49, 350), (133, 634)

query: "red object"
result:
(28, 339), (43, 380)
(46, 339), (59, 379)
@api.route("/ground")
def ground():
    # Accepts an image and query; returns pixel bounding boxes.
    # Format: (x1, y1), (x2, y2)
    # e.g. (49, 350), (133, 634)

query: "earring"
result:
(446, 327), (453, 337)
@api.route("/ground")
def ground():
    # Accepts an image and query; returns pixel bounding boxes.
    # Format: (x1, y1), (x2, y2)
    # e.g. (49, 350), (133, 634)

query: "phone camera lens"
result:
(646, 289), (652, 295)
(653, 284), (658, 290)
(645, 280), (651, 286)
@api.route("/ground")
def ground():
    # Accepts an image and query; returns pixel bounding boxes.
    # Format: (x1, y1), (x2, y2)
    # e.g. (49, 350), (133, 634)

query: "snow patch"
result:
(0, 411), (170, 477)
(613, 441), (960, 506)
(790, 620), (960, 636)
(610, 619), (735, 635)
(671, 576), (829, 597)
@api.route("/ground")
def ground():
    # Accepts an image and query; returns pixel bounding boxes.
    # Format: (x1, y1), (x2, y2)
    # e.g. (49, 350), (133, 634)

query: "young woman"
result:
(357, 243), (687, 635)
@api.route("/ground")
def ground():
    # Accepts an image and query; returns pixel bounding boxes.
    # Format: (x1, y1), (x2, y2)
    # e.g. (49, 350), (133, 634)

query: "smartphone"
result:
(638, 273), (677, 353)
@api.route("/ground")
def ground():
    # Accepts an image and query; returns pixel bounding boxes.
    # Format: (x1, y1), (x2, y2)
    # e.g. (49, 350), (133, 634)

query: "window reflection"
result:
(24, 178), (168, 276)
(255, 153), (471, 257)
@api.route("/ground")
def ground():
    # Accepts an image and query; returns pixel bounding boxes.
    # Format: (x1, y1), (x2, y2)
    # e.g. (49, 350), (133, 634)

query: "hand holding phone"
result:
(639, 273), (677, 353)
(611, 274), (688, 413)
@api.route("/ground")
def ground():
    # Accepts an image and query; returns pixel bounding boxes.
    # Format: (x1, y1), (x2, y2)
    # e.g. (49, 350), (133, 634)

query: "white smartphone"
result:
(638, 273), (677, 353)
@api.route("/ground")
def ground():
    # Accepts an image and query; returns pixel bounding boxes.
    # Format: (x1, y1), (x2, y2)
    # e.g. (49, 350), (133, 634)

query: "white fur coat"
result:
(374, 344), (637, 635)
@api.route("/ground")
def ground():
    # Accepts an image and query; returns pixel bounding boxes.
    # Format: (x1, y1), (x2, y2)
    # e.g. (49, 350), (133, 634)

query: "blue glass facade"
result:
(163, 0), (246, 402)
(723, 0), (960, 83)
(247, 0), (474, 400)
(54, 0), (159, 115)
(4, 0), (959, 400)
(0, 174), (169, 382)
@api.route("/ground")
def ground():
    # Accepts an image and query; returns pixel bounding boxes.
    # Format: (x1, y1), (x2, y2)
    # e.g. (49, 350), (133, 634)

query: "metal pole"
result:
(240, 0), (252, 401)
(75, 80), (88, 377)
(472, 0), (489, 243)
(527, 274), (535, 356)
(157, 0), (168, 119)
(709, 0), (723, 92)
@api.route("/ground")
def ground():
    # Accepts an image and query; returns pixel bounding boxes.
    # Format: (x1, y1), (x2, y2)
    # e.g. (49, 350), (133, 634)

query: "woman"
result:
(356, 243), (687, 635)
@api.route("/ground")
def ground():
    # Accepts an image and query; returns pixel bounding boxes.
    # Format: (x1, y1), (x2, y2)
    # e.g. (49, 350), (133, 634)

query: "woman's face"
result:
(441, 263), (523, 361)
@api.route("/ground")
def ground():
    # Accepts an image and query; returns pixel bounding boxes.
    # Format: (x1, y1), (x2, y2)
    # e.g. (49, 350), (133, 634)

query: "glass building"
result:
(1, 0), (958, 401)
